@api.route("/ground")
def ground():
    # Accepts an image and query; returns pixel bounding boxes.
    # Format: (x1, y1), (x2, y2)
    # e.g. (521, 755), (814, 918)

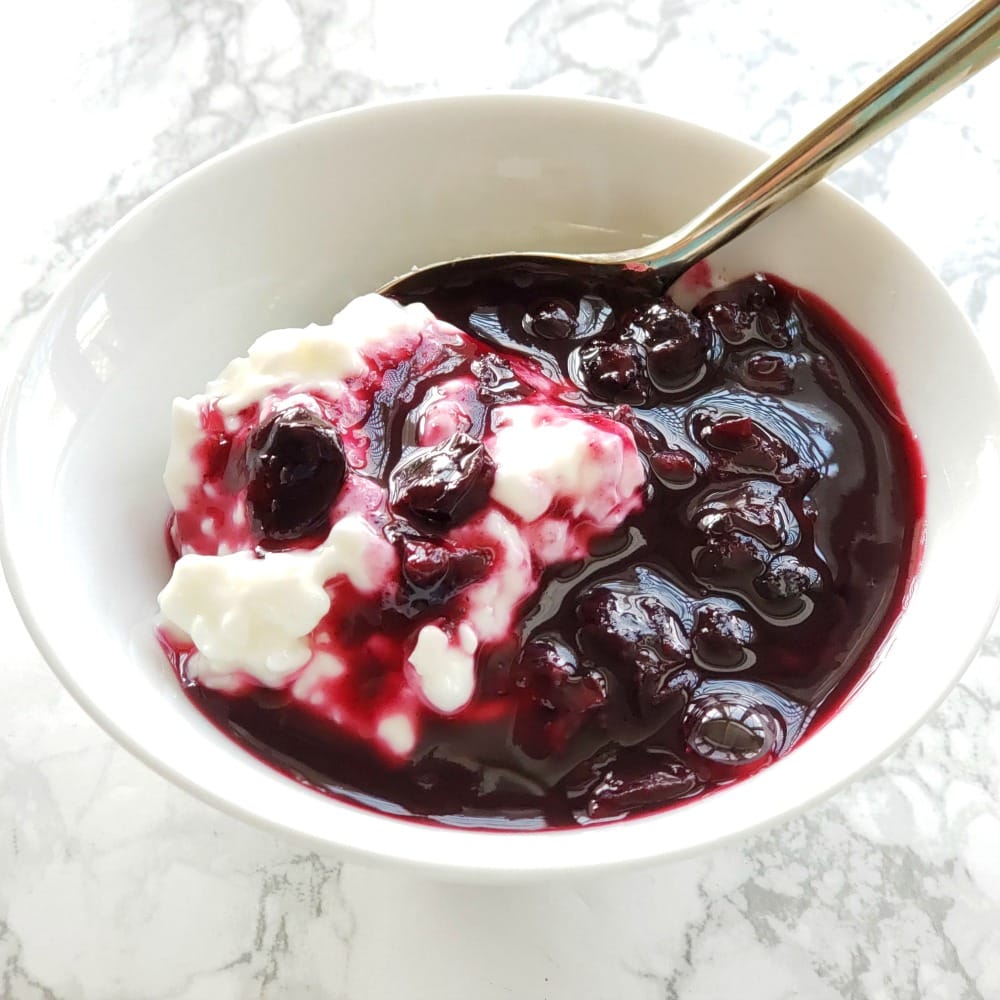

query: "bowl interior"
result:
(4, 95), (1000, 879)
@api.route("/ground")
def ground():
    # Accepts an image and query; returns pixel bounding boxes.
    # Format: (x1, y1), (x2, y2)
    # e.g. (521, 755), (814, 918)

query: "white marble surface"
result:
(2, 0), (999, 996)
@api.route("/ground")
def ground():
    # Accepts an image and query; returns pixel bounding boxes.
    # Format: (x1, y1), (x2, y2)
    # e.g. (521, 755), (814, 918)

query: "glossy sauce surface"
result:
(178, 269), (924, 829)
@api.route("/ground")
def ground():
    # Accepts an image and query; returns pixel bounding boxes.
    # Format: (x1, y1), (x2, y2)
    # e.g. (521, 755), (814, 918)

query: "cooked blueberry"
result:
(523, 299), (577, 340)
(578, 587), (688, 669)
(513, 638), (607, 715)
(585, 754), (703, 819)
(755, 307), (793, 348)
(390, 431), (496, 528)
(631, 302), (707, 389)
(577, 583), (689, 709)
(698, 412), (797, 476)
(757, 555), (822, 601)
(693, 480), (797, 549)
(702, 273), (777, 313)
(704, 414), (753, 447)
(744, 275), (778, 310)
(245, 408), (346, 543)
(697, 276), (789, 347)
(694, 531), (769, 582)
(400, 537), (493, 599)
(575, 339), (648, 404)
(511, 639), (607, 758)
(650, 449), (698, 487)
(700, 301), (755, 345)
(471, 353), (526, 402)
(691, 604), (756, 671)
(630, 301), (701, 343)
(647, 338), (707, 391)
(683, 693), (779, 764)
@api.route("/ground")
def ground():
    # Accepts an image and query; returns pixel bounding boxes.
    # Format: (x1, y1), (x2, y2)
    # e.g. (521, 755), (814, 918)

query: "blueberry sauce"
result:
(175, 269), (924, 829)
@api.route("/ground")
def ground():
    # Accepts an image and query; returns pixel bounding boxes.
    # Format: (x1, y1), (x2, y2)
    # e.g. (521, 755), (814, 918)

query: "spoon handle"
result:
(622, 0), (1000, 275)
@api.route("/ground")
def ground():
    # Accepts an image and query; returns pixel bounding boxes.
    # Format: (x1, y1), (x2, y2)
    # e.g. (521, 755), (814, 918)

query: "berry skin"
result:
(693, 479), (797, 550)
(705, 414), (754, 448)
(511, 638), (607, 758)
(697, 412), (799, 477)
(700, 301), (755, 345)
(245, 407), (346, 544)
(694, 531), (770, 583)
(756, 555), (822, 602)
(630, 301), (701, 345)
(575, 339), (649, 404)
(399, 537), (493, 601)
(632, 301), (707, 390)
(691, 603), (756, 671)
(390, 431), (496, 529)
(523, 299), (577, 340)
(471, 353), (527, 402)
(513, 638), (607, 715)
(696, 274), (785, 347)
(650, 449), (699, 487)
(584, 752), (703, 820)
(577, 583), (690, 711)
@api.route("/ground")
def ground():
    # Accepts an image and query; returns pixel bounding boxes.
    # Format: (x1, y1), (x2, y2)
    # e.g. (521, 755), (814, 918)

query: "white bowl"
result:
(3, 95), (1000, 881)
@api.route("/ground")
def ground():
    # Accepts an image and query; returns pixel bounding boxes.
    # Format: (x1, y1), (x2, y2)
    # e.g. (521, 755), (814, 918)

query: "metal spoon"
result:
(381, 0), (1000, 299)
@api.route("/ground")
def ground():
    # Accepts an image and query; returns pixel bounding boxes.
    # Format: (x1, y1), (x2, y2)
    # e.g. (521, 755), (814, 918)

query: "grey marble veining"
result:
(1, 1), (999, 997)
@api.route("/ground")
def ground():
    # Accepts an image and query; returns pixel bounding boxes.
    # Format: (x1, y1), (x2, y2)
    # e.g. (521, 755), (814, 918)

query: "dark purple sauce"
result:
(179, 269), (924, 829)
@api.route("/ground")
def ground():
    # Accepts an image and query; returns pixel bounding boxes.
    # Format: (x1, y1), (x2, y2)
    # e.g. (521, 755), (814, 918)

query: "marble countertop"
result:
(2, 1), (999, 997)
